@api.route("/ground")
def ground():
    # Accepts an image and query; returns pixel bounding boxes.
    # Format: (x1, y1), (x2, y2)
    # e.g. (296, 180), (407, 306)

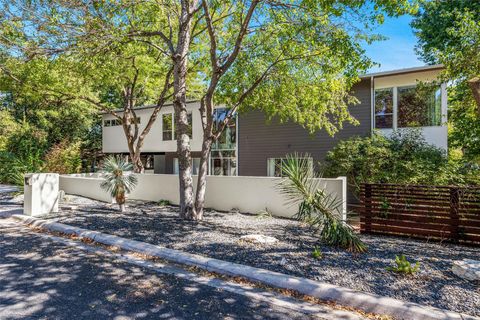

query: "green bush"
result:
(323, 130), (480, 199)
(43, 140), (82, 174)
(0, 125), (48, 185)
(386, 255), (420, 274)
(0, 151), (29, 185)
(278, 154), (367, 253)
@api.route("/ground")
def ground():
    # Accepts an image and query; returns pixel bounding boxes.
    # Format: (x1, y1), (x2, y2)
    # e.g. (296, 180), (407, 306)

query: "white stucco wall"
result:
(102, 102), (204, 153)
(59, 174), (347, 219)
(24, 173), (59, 216)
(378, 126), (448, 151)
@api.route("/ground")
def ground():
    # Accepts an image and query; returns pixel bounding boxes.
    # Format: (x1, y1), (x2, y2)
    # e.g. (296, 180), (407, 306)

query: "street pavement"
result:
(0, 218), (326, 320)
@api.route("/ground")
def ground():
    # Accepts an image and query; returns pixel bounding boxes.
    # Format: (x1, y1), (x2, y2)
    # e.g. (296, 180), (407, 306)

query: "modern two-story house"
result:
(102, 64), (447, 176)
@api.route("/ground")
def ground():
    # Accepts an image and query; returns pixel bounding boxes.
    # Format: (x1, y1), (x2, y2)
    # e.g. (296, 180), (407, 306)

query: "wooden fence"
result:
(360, 183), (480, 244)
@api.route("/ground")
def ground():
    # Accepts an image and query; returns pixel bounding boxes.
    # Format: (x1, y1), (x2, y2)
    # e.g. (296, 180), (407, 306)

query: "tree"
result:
(167, 0), (415, 219)
(0, 1), (176, 173)
(412, 0), (480, 160)
(100, 156), (138, 212)
(1, 0), (416, 220)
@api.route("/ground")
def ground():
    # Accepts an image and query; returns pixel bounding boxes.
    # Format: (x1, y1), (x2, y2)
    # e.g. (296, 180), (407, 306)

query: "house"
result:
(102, 64), (447, 175)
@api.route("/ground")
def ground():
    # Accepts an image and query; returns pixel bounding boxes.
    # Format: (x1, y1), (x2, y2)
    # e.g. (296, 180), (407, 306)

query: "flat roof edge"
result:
(361, 64), (444, 79)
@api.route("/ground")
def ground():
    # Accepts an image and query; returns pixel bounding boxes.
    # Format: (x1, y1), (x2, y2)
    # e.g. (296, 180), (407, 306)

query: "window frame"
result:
(374, 87), (394, 129)
(162, 113), (174, 141)
(374, 83), (443, 130)
(267, 157), (313, 177)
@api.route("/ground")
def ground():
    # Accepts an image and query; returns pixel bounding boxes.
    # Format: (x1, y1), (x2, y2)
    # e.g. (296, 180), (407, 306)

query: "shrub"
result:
(278, 154), (367, 253)
(386, 255), (420, 274)
(0, 125), (47, 185)
(0, 151), (29, 185)
(43, 140), (82, 174)
(100, 156), (138, 212)
(312, 246), (322, 260)
(323, 130), (480, 199)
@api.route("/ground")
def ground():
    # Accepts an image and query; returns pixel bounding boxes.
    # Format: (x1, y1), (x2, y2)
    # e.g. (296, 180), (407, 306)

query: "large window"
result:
(174, 112), (193, 139)
(210, 108), (237, 176)
(374, 88), (393, 129)
(162, 113), (173, 140)
(211, 150), (237, 176)
(374, 84), (443, 129)
(397, 85), (442, 127)
(212, 108), (236, 150)
(267, 157), (313, 177)
(163, 112), (193, 141)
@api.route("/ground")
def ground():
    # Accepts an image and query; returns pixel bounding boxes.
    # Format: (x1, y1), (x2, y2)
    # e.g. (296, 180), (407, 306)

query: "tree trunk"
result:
(173, 1), (196, 219)
(194, 138), (213, 219)
(468, 77), (480, 112)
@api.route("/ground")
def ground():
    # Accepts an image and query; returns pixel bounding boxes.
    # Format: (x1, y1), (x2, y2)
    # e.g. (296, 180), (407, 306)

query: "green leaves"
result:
(386, 254), (420, 275)
(323, 130), (480, 200)
(100, 156), (138, 205)
(412, 1), (480, 160)
(278, 153), (367, 253)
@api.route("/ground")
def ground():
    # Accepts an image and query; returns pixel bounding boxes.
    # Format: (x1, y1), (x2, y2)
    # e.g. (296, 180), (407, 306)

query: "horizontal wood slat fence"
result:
(360, 183), (480, 244)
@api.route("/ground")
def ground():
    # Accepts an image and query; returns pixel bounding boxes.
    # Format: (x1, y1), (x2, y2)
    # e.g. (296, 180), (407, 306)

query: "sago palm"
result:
(277, 153), (367, 253)
(100, 156), (138, 212)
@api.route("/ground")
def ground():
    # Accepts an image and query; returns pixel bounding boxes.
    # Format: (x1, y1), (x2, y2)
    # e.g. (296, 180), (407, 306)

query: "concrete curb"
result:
(12, 214), (478, 320)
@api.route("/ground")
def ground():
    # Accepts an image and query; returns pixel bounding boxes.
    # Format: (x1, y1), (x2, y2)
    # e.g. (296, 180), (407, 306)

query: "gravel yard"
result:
(40, 197), (480, 316)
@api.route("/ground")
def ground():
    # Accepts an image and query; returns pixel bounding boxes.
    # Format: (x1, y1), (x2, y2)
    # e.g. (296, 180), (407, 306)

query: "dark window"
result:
(104, 120), (111, 127)
(398, 85), (442, 127)
(162, 113), (173, 140)
(374, 88), (393, 129)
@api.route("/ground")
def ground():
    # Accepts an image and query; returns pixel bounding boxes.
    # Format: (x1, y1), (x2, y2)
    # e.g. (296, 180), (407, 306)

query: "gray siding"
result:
(237, 78), (372, 176)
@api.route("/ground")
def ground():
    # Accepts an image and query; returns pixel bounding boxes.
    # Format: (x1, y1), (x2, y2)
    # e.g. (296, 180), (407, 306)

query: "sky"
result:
(363, 14), (424, 73)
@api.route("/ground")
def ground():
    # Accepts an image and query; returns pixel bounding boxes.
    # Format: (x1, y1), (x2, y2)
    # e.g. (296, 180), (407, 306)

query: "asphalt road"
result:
(0, 218), (321, 320)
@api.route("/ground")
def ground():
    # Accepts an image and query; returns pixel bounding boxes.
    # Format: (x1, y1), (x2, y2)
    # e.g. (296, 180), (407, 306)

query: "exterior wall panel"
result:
(238, 79), (372, 176)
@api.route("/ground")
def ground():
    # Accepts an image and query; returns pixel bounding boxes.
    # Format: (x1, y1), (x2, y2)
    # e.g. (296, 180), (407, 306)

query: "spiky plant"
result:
(100, 156), (138, 212)
(277, 153), (367, 253)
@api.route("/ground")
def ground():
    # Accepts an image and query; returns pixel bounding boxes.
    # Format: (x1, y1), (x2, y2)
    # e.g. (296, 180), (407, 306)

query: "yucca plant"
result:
(100, 156), (138, 212)
(277, 153), (367, 253)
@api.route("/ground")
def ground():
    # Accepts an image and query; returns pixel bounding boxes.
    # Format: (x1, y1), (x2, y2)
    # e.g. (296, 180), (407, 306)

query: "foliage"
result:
(4, 123), (48, 169)
(312, 246), (323, 260)
(278, 154), (367, 253)
(0, 151), (29, 185)
(386, 255), (420, 274)
(256, 209), (273, 219)
(100, 156), (138, 211)
(323, 130), (480, 199)
(43, 140), (82, 174)
(157, 199), (171, 206)
(412, 0), (480, 160)
(0, 0), (417, 218)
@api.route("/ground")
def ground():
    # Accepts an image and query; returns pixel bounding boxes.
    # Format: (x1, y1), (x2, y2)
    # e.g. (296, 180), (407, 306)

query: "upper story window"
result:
(174, 112), (193, 140)
(374, 83), (443, 129)
(374, 88), (393, 129)
(212, 108), (236, 151)
(104, 117), (139, 127)
(162, 113), (173, 140)
(163, 112), (192, 140)
(397, 84), (442, 127)
(103, 119), (123, 127)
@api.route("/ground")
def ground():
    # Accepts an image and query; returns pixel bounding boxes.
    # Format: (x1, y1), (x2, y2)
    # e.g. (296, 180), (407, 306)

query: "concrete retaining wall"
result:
(59, 173), (347, 218)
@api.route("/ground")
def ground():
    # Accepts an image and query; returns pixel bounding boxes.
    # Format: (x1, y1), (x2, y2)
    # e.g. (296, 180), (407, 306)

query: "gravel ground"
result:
(36, 197), (480, 316)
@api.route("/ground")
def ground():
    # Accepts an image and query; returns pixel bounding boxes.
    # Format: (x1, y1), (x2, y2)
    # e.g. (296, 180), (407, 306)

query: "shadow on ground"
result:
(0, 222), (314, 320)
(45, 202), (480, 317)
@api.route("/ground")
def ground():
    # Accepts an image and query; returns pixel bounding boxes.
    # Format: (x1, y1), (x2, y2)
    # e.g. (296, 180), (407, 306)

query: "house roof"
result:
(361, 64), (444, 78)
(100, 100), (199, 115)
(101, 65), (444, 115)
